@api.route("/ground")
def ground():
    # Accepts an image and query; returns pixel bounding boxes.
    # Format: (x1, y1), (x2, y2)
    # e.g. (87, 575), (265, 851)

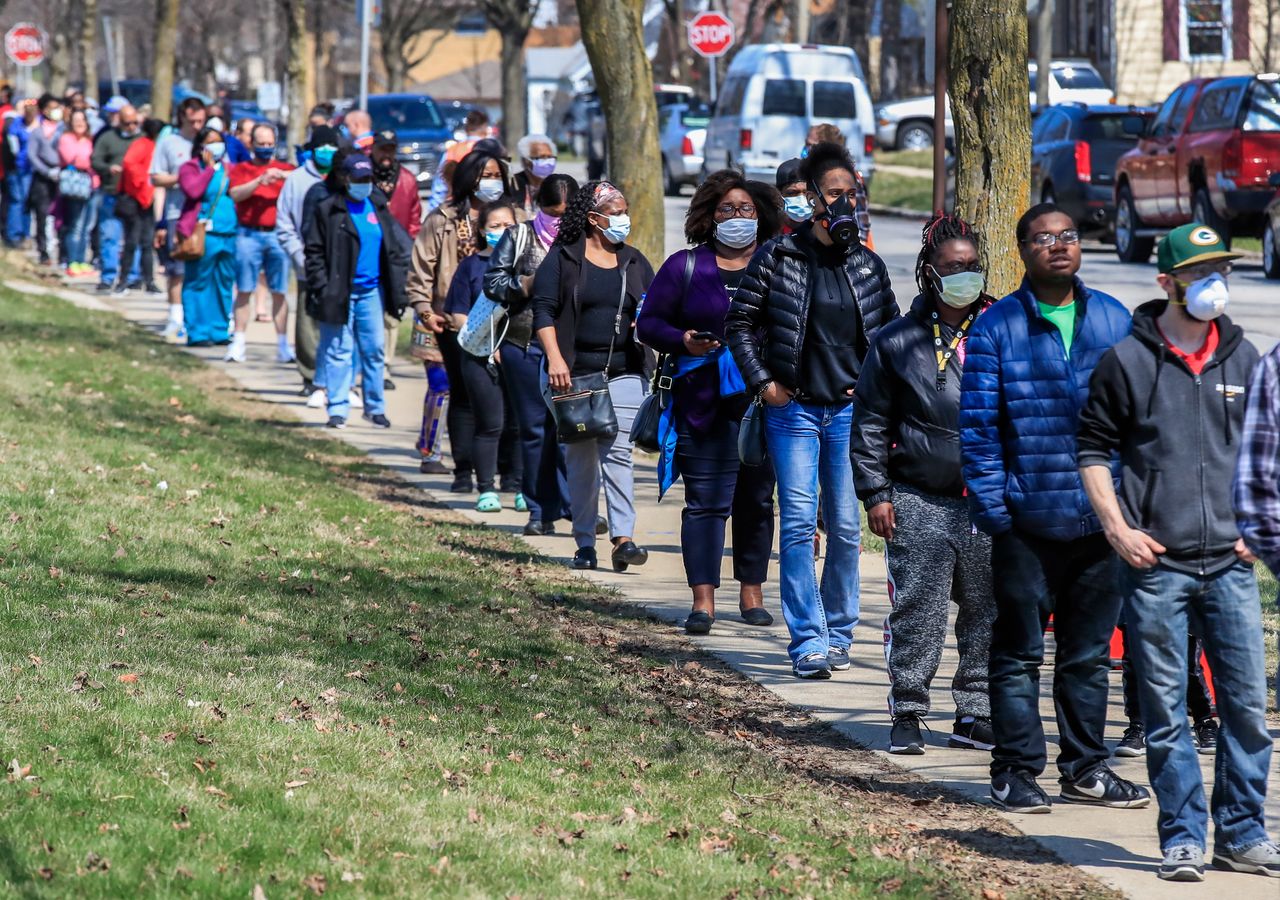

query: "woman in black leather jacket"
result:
(850, 213), (997, 756)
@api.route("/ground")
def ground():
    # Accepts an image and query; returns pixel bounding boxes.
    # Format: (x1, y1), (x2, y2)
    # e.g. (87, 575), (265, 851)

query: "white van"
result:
(702, 43), (876, 184)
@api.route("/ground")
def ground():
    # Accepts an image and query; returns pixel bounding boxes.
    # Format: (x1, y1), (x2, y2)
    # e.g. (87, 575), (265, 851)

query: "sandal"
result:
(475, 491), (502, 513)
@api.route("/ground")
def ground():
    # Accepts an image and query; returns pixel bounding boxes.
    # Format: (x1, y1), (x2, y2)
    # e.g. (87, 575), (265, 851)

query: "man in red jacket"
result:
(372, 129), (421, 385)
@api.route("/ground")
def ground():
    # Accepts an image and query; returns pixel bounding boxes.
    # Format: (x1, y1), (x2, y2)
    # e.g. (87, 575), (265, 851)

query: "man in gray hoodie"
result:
(1078, 223), (1276, 883)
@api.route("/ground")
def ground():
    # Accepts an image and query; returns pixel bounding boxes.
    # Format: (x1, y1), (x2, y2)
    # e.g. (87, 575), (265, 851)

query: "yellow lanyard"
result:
(932, 309), (977, 390)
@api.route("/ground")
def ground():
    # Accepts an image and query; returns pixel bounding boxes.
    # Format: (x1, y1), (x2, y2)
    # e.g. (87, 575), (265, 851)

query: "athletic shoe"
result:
(305, 389), (327, 409)
(1059, 766), (1150, 808)
(144, 283), (164, 295)
(889, 714), (926, 755)
(326, 416), (346, 429)
(792, 652), (831, 680)
(363, 412), (391, 428)
(349, 390), (363, 410)
(111, 280), (128, 294)
(1193, 718), (1218, 755)
(277, 346), (296, 364)
(827, 646), (850, 670)
(223, 336), (246, 363)
(1211, 840), (1280, 877)
(1158, 846), (1205, 882)
(1114, 723), (1147, 758)
(451, 473), (474, 494)
(162, 321), (184, 344)
(384, 377), (396, 390)
(419, 456), (449, 475)
(991, 772), (1051, 814)
(949, 716), (995, 750)
(95, 280), (112, 293)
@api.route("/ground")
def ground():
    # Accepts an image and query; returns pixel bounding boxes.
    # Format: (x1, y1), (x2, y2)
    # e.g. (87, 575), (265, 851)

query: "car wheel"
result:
(1265, 222), (1280, 280)
(663, 159), (678, 197)
(1114, 185), (1153, 264)
(896, 121), (934, 151)
(1191, 187), (1232, 248)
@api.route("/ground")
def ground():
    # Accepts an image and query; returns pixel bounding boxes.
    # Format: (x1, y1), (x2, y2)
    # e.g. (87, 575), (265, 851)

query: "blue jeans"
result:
(235, 226), (289, 294)
(98, 192), (139, 286)
(764, 400), (859, 663)
(318, 287), (385, 419)
(1122, 562), (1272, 854)
(59, 196), (92, 264)
(499, 341), (568, 525)
(3, 171), (31, 243)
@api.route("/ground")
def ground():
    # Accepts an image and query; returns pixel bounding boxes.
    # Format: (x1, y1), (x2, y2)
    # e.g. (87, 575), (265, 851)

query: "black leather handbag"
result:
(738, 399), (768, 467)
(550, 268), (630, 444)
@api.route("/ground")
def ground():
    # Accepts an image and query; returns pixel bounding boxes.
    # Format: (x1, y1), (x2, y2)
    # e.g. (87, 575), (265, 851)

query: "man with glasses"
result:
(960, 203), (1145, 814)
(91, 103), (142, 292)
(1079, 224), (1277, 881)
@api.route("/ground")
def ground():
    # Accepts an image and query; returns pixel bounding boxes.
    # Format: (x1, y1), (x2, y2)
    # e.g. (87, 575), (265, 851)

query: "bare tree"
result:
(480, 0), (539, 144)
(949, 0), (1031, 297)
(879, 0), (900, 100)
(152, 0), (180, 121)
(378, 0), (467, 93)
(79, 0), (100, 101)
(284, 0), (310, 150)
(577, 0), (663, 264)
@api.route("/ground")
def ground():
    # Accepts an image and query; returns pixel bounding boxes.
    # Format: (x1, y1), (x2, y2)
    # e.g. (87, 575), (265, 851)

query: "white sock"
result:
(277, 334), (290, 351)
(231, 332), (246, 347)
(167, 305), (182, 326)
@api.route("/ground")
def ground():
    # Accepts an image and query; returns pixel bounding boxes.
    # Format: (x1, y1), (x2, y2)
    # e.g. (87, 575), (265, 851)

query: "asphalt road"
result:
(660, 193), (1280, 351)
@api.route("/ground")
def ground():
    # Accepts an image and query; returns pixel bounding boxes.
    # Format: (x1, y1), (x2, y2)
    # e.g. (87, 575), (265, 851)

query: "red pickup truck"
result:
(1113, 73), (1280, 262)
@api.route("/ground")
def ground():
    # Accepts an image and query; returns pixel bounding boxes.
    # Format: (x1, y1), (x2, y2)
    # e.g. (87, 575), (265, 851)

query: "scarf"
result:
(532, 209), (559, 247)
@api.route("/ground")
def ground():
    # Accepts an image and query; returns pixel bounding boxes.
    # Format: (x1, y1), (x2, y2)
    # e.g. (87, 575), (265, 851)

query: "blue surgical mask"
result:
(596, 213), (631, 245)
(484, 229), (505, 249)
(475, 178), (504, 202)
(313, 146), (337, 171)
(204, 142), (226, 163)
(253, 146), (275, 162)
(715, 217), (758, 249)
(347, 181), (372, 202)
(783, 196), (813, 223)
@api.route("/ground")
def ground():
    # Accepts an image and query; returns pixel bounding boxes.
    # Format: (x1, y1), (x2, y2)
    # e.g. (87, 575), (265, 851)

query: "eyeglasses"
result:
(1175, 261), (1233, 282)
(1025, 229), (1080, 248)
(932, 261), (983, 276)
(714, 203), (757, 219)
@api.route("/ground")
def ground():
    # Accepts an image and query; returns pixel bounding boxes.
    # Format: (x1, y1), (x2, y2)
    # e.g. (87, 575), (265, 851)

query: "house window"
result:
(1182, 0), (1232, 60)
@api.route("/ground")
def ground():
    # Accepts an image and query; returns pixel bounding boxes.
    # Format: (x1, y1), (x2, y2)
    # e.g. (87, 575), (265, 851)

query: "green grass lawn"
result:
(874, 150), (934, 171)
(0, 281), (1094, 897)
(867, 172), (934, 214)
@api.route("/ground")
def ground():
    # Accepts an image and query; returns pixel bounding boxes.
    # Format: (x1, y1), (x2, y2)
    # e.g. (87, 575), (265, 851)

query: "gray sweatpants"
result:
(558, 374), (644, 548)
(883, 484), (995, 718)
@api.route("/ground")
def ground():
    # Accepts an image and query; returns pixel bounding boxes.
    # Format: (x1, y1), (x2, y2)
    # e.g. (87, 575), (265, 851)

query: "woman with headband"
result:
(531, 181), (654, 572)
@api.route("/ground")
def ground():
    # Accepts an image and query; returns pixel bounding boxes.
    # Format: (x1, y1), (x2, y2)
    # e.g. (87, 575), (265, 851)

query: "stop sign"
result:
(688, 12), (735, 58)
(5, 23), (46, 67)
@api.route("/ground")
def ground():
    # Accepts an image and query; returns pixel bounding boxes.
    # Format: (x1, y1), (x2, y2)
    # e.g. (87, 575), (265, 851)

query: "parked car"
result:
(702, 43), (876, 184)
(654, 83), (696, 109)
(1030, 104), (1155, 238)
(659, 100), (711, 195)
(1113, 73), (1280, 262)
(364, 93), (453, 194)
(1260, 172), (1280, 278)
(1028, 60), (1115, 106)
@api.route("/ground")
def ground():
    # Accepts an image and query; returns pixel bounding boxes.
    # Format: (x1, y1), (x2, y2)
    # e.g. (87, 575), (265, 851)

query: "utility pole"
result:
(932, 0), (948, 214)
(795, 0), (810, 43)
(358, 0), (372, 110)
(1035, 0), (1054, 108)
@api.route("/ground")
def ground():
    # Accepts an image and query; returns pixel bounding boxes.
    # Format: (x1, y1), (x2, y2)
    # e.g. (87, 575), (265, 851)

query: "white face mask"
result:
(47, 107), (64, 122)
(933, 269), (985, 309)
(1179, 272), (1229, 321)
(475, 178), (504, 202)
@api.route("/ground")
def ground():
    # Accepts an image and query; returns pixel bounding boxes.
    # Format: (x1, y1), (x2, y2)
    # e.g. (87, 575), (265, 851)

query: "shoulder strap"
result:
(682, 247), (695, 295)
(514, 220), (529, 261)
(602, 258), (631, 376)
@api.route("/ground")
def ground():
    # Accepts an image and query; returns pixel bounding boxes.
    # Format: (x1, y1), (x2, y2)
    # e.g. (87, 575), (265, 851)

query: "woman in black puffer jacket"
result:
(724, 142), (897, 682)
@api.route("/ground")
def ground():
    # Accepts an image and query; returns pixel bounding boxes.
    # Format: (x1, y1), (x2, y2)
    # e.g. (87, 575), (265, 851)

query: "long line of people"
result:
(4, 90), (1277, 882)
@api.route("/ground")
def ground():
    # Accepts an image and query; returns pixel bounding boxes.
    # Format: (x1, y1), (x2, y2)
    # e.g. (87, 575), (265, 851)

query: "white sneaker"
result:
(305, 388), (327, 409)
(277, 346), (296, 364)
(349, 390), (363, 410)
(162, 322), (183, 344)
(223, 335), (246, 363)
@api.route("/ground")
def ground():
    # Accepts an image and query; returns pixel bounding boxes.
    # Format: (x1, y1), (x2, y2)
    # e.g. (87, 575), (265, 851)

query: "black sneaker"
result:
(298, 379), (315, 397)
(362, 412), (391, 428)
(111, 281), (128, 295)
(1114, 723), (1147, 758)
(95, 281), (112, 293)
(949, 716), (995, 750)
(991, 771), (1051, 814)
(450, 473), (474, 494)
(1193, 718), (1218, 755)
(571, 546), (597, 570)
(384, 377), (396, 391)
(144, 282), (164, 295)
(1060, 766), (1150, 809)
(419, 457), (449, 475)
(326, 416), (347, 429)
(889, 714), (926, 755)
(523, 521), (556, 536)
(1159, 845), (1205, 882)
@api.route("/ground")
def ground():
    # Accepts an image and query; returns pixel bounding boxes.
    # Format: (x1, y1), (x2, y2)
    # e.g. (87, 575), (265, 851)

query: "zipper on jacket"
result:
(1195, 374), (1207, 574)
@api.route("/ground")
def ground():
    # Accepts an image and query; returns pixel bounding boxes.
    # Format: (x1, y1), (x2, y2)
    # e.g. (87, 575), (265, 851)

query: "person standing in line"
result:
(1079, 224), (1277, 881)
(1113, 633), (1219, 758)
(775, 158), (812, 232)
(852, 214), (996, 754)
(802, 124), (873, 250)
(483, 173), (578, 536)
(406, 146), (516, 490)
(113, 117), (164, 297)
(25, 94), (63, 268)
(176, 126), (238, 346)
(371, 128), (423, 389)
(532, 181), (654, 572)
(226, 118), (254, 165)
(304, 154), (411, 430)
(960, 202), (1147, 814)
(339, 109), (375, 154)
(636, 170), (781, 633)
(89, 102), (141, 291)
(512, 133), (558, 216)
(428, 108), (490, 211)
(276, 125), (340, 403)
(152, 97), (208, 342)
(225, 122), (296, 363)
(725, 142), (897, 680)
(55, 109), (99, 278)
(2, 100), (35, 248)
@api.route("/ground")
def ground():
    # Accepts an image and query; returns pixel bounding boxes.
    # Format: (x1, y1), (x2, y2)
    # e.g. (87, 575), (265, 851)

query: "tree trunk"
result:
(79, 0), (99, 102)
(383, 40), (407, 93)
(499, 27), (528, 146)
(152, 0), (180, 123)
(949, 0), (1031, 298)
(577, 0), (663, 265)
(879, 0), (900, 100)
(284, 0), (310, 151)
(1035, 0), (1054, 108)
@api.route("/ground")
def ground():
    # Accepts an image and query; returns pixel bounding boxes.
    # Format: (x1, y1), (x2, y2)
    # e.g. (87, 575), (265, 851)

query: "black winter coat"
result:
(852, 293), (993, 508)
(725, 231), (898, 398)
(304, 191), (412, 326)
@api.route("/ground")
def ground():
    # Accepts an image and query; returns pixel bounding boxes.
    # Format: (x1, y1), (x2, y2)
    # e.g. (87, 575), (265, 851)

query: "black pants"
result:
(989, 529), (1120, 783)
(438, 330), (474, 477)
(499, 341), (567, 525)
(115, 195), (155, 287)
(1120, 627), (1213, 724)
(26, 174), (56, 263)
(459, 351), (506, 494)
(675, 411), (775, 588)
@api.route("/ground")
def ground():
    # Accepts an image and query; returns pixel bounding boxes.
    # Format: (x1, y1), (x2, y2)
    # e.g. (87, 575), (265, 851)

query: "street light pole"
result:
(358, 0), (371, 110)
(932, 0), (949, 214)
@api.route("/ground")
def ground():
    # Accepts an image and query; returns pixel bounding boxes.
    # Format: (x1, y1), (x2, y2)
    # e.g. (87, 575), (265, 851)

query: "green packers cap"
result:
(1156, 223), (1241, 274)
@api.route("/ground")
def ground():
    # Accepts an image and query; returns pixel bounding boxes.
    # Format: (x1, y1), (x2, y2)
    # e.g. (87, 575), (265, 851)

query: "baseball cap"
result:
(373, 128), (397, 146)
(1157, 223), (1241, 274)
(342, 154), (373, 178)
(776, 158), (804, 189)
(307, 124), (340, 149)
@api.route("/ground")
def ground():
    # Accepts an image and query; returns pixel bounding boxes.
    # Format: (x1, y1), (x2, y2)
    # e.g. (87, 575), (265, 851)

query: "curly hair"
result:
(554, 179), (608, 246)
(807, 123), (846, 146)
(684, 169), (784, 247)
(799, 141), (857, 191)
(914, 213), (982, 296)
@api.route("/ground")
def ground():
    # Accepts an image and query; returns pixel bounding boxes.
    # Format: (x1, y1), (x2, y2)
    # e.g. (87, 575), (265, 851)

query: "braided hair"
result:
(914, 213), (981, 297)
(553, 179), (605, 246)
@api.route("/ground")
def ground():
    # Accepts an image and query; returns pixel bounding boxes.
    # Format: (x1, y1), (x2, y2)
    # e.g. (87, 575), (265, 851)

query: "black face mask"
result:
(816, 190), (859, 248)
(373, 160), (396, 179)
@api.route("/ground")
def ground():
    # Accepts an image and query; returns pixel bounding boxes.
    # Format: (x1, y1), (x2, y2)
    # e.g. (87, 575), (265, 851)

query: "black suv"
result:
(1030, 103), (1155, 239)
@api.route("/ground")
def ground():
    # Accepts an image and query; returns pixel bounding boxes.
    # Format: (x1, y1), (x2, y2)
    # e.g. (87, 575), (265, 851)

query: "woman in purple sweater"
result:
(636, 170), (783, 634)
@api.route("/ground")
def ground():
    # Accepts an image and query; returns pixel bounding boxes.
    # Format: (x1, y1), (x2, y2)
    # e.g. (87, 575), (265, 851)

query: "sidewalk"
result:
(30, 277), (1280, 899)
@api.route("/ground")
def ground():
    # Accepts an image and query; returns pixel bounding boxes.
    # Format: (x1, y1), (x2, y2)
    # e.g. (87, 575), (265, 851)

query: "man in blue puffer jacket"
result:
(960, 203), (1149, 815)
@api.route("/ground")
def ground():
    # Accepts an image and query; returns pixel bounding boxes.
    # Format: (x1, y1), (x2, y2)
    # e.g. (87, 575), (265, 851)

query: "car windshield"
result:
(1082, 114), (1145, 141)
(681, 101), (711, 126)
(1052, 65), (1107, 89)
(369, 97), (444, 132)
(1244, 81), (1280, 131)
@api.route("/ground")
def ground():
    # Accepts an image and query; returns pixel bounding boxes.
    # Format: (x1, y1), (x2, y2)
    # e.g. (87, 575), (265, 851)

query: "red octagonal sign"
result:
(5, 23), (46, 67)
(688, 12), (735, 58)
